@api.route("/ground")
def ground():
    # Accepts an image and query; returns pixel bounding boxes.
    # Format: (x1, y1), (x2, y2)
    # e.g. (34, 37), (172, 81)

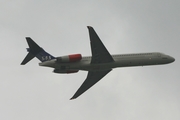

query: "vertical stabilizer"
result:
(21, 37), (55, 65)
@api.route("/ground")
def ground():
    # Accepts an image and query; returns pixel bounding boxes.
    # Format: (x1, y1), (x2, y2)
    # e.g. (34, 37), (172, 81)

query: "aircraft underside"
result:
(21, 26), (175, 99)
(39, 55), (173, 72)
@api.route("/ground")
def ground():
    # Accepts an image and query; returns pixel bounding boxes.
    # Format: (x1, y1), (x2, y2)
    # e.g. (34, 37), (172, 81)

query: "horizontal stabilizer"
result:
(21, 52), (35, 65)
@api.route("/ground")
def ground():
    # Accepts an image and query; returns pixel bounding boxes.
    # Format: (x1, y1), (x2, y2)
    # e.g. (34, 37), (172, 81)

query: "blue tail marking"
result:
(21, 37), (55, 65)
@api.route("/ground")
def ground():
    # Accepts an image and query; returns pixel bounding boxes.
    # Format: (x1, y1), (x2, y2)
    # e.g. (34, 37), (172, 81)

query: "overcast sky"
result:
(0, 0), (180, 120)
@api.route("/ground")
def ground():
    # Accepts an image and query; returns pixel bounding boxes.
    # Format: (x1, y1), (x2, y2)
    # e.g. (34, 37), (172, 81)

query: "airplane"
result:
(21, 26), (175, 100)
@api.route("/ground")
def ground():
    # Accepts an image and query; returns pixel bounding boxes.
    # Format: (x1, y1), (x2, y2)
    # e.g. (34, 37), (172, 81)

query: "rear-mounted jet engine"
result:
(56, 54), (82, 63)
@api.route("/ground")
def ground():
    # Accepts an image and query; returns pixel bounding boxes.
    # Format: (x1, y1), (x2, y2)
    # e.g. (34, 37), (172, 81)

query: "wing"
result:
(70, 69), (112, 100)
(70, 26), (114, 100)
(87, 26), (114, 64)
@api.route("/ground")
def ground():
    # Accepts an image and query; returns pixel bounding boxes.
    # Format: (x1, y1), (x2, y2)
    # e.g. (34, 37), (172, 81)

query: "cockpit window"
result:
(157, 53), (161, 57)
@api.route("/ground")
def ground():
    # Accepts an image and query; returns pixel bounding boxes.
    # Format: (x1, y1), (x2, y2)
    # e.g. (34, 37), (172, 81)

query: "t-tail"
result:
(21, 37), (55, 65)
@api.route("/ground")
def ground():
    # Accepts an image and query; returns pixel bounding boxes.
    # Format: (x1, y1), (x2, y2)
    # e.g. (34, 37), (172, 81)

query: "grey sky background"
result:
(0, 0), (180, 120)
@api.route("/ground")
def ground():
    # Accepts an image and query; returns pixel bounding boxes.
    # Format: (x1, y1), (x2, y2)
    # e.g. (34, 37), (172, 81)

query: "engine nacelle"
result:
(53, 69), (79, 74)
(56, 54), (82, 63)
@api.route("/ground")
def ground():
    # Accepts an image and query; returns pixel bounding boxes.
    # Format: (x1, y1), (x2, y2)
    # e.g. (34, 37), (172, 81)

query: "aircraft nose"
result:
(169, 56), (175, 63)
(171, 57), (175, 62)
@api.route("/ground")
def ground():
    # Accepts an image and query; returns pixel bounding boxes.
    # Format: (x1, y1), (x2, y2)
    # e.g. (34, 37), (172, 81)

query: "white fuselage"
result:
(39, 52), (174, 72)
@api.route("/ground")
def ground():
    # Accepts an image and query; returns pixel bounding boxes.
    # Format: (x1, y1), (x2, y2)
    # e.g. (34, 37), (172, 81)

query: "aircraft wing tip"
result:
(87, 26), (93, 29)
(25, 37), (31, 40)
(70, 97), (76, 100)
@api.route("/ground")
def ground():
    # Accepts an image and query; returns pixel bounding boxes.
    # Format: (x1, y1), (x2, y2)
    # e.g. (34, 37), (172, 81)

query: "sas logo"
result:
(42, 56), (52, 61)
